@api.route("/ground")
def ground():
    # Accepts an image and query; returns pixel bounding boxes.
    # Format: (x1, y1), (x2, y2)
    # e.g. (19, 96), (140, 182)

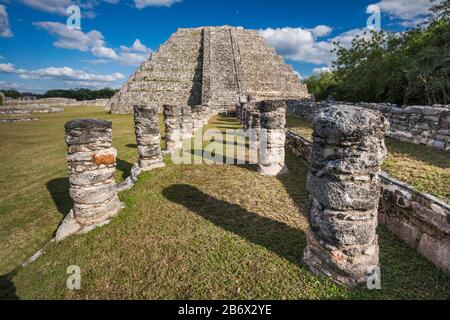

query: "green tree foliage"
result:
(41, 88), (118, 101)
(0, 89), (23, 99)
(310, 0), (449, 105)
(304, 71), (337, 101)
(0, 88), (118, 101)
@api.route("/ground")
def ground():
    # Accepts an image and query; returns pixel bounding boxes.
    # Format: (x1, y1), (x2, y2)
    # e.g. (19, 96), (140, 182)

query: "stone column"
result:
(181, 105), (194, 139)
(134, 105), (165, 171)
(57, 119), (123, 241)
(258, 101), (287, 176)
(303, 105), (388, 288)
(192, 105), (206, 131)
(163, 105), (183, 152)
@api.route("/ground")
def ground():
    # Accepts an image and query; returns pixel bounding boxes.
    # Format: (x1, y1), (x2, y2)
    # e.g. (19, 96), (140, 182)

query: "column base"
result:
(55, 201), (124, 242)
(303, 229), (379, 289)
(258, 164), (288, 177)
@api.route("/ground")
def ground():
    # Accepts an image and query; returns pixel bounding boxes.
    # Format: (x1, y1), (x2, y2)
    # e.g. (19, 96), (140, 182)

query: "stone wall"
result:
(378, 173), (450, 274)
(286, 100), (450, 150)
(285, 128), (450, 275)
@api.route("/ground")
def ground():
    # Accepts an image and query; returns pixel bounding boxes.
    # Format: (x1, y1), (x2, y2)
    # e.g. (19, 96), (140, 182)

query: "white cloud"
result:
(134, 0), (182, 9)
(308, 25), (333, 38)
(0, 5), (13, 38)
(312, 67), (332, 75)
(120, 39), (148, 53)
(17, 0), (73, 15)
(0, 80), (20, 89)
(370, 0), (436, 26)
(17, 0), (120, 16)
(0, 63), (124, 83)
(259, 27), (370, 66)
(34, 22), (151, 65)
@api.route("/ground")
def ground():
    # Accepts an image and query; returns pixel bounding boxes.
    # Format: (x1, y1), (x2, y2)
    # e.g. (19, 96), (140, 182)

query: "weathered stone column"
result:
(192, 105), (206, 131)
(303, 105), (388, 288)
(181, 105), (194, 139)
(134, 105), (165, 171)
(258, 101), (287, 176)
(56, 119), (123, 241)
(163, 105), (183, 152)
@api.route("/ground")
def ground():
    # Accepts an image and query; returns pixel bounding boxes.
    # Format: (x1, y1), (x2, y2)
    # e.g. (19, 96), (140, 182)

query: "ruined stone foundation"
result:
(303, 105), (388, 288)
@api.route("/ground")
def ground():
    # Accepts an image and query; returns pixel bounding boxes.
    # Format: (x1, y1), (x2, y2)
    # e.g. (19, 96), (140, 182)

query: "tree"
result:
(304, 71), (337, 101)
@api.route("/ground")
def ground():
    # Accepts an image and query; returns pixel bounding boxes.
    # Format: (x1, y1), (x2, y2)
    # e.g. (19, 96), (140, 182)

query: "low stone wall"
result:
(286, 100), (450, 150)
(0, 105), (64, 114)
(285, 129), (450, 275)
(0, 117), (40, 123)
(378, 173), (450, 274)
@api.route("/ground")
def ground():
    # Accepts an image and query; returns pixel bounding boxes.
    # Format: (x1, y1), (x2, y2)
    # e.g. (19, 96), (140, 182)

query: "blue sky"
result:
(0, 0), (435, 93)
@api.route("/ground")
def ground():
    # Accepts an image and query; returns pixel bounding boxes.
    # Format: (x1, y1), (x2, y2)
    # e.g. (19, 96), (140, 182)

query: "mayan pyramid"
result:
(108, 26), (310, 114)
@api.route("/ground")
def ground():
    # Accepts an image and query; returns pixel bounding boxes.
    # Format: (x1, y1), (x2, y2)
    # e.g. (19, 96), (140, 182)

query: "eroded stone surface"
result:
(56, 118), (123, 241)
(258, 100), (287, 176)
(134, 105), (165, 171)
(303, 105), (388, 288)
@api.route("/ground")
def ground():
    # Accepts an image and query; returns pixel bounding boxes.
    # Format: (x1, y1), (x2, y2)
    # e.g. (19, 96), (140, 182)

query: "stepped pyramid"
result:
(108, 26), (309, 114)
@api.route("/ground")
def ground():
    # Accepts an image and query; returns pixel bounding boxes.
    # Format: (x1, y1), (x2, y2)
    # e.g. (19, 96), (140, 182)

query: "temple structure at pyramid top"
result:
(108, 26), (310, 114)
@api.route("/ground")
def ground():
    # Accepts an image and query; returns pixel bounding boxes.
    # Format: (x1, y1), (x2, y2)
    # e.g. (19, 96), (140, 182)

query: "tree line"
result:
(305, 0), (449, 106)
(0, 88), (118, 101)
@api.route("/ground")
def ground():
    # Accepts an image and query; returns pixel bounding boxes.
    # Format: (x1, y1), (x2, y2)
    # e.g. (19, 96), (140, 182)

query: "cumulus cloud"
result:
(0, 63), (124, 84)
(370, 0), (437, 26)
(17, 0), (120, 16)
(259, 27), (370, 66)
(34, 22), (151, 65)
(134, 0), (182, 9)
(308, 25), (333, 38)
(312, 67), (332, 75)
(0, 5), (13, 38)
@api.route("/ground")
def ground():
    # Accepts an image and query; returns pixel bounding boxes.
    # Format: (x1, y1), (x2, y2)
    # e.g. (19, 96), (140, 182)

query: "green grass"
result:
(0, 107), (449, 299)
(287, 116), (450, 202)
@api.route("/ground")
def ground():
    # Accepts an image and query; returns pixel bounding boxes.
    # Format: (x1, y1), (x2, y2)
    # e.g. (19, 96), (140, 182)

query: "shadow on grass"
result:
(278, 152), (310, 212)
(117, 158), (133, 180)
(46, 178), (72, 218)
(0, 269), (19, 300)
(385, 138), (450, 169)
(162, 184), (307, 268)
(126, 143), (137, 149)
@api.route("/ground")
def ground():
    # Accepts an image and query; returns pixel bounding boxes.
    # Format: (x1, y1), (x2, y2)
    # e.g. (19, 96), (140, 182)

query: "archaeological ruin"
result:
(107, 26), (310, 114)
(42, 26), (449, 288)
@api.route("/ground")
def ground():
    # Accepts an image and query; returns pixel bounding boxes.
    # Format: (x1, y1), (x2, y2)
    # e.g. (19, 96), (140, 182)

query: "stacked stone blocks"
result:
(56, 119), (123, 241)
(303, 105), (388, 287)
(134, 105), (165, 171)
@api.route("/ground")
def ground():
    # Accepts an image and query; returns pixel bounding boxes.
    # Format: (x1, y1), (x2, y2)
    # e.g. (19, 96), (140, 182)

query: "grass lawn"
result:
(0, 107), (449, 299)
(287, 116), (450, 203)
